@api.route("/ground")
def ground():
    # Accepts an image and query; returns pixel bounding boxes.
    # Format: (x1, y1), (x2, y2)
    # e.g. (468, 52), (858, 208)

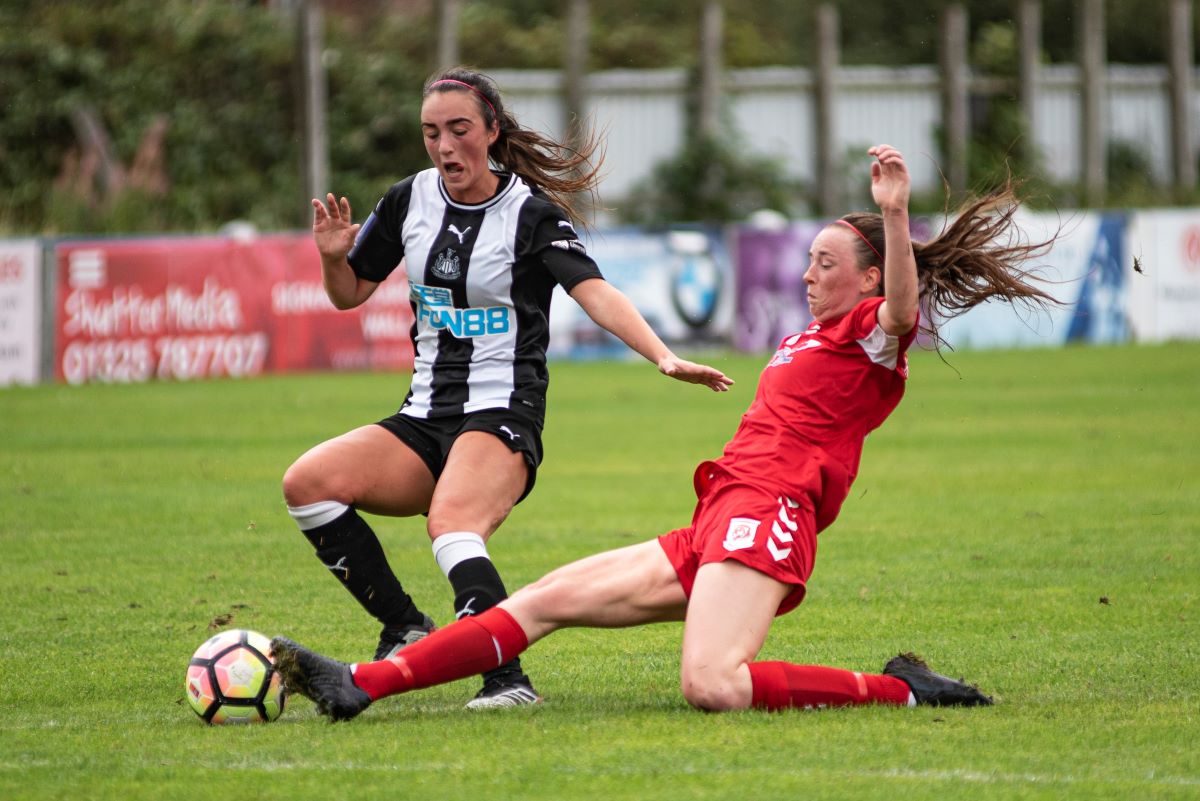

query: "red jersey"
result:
(704, 296), (916, 532)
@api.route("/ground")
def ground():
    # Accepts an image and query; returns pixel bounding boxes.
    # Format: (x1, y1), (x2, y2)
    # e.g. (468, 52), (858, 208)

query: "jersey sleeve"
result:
(519, 201), (604, 292)
(847, 296), (918, 370)
(845, 296), (886, 338)
(848, 297), (918, 342)
(347, 177), (414, 283)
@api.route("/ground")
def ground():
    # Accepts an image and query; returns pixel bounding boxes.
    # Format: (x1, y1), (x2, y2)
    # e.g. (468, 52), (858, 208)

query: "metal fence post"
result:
(940, 4), (969, 193)
(1168, 0), (1196, 196)
(1079, 0), (1107, 205)
(814, 4), (839, 215)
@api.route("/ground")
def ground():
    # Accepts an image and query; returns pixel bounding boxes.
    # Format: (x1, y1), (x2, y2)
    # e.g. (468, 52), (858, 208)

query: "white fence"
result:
(490, 65), (1200, 211)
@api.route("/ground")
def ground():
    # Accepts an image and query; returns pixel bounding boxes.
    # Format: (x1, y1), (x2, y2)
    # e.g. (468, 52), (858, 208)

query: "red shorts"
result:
(658, 469), (818, 616)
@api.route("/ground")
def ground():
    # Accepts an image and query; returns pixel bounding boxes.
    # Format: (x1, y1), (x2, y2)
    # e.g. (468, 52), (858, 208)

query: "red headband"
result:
(430, 79), (496, 118)
(834, 219), (884, 264)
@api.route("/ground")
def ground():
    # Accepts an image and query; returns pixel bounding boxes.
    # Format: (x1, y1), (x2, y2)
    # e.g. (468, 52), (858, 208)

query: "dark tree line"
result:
(1, 0), (1194, 234)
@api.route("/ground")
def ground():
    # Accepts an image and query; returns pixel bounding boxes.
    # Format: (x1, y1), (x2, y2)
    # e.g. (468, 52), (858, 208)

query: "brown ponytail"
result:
(423, 67), (604, 223)
(839, 182), (1059, 345)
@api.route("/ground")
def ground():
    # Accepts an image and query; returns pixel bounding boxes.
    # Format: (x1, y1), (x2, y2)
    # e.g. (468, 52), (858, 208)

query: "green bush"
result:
(0, 1), (302, 233)
(320, 12), (430, 215)
(2, 0), (1195, 235)
(618, 133), (800, 225)
(0, 0), (432, 235)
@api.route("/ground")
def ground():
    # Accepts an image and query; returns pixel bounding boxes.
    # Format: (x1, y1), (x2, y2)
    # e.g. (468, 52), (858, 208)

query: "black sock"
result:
(448, 557), (527, 683)
(302, 508), (425, 629)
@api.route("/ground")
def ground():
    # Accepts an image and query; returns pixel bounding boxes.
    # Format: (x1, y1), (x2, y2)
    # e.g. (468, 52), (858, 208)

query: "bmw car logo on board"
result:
(668, 230), (723, 330)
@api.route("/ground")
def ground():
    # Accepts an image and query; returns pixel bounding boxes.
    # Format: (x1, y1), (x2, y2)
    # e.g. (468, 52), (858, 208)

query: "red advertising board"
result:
(54, 235), (413, 384)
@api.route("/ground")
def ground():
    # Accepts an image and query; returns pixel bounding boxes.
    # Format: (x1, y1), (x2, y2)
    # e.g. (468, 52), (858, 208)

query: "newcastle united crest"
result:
(432, 247), (462, 280)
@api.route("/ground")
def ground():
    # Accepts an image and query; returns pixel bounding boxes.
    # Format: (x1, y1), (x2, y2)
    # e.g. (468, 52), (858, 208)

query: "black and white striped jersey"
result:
(348, 168), (602, 421)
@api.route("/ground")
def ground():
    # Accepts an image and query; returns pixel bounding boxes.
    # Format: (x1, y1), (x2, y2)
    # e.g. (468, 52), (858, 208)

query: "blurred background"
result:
(3, 0), (1198, 234)
(1, 0), (1198, 387)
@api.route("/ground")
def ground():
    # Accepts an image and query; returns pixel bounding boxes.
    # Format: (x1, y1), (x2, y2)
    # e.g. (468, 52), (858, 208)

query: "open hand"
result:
(868, 145), (910, 214)
(658, 356), (734, 392)
(311, 193), (361, 261)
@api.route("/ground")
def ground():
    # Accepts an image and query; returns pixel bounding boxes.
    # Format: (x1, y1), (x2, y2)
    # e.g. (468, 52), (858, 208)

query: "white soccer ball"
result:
(184, 629), (286, 724)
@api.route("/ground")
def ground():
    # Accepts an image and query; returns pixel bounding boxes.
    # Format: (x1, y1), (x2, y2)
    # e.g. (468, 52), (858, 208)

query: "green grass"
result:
(1, 342), (1198, 800)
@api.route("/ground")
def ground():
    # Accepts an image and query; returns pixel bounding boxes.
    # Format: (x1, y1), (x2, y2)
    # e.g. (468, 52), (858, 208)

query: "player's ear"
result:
(861, 264), (883, 294)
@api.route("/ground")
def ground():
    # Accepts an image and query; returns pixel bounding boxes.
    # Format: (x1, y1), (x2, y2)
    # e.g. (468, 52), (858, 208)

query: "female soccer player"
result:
(273, 144), (1056, 720)
(282, 67), (732, 709)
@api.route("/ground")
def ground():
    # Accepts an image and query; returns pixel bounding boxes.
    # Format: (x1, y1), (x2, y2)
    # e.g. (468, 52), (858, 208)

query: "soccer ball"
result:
(185, 629), (286, 724)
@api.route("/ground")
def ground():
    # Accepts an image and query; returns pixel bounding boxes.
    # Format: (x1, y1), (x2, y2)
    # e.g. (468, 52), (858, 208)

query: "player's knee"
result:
(426, 502), (510, 541)
(280, 461), (310, 506)
(282, 459), (352, 508)
(679, 663), (745, 712)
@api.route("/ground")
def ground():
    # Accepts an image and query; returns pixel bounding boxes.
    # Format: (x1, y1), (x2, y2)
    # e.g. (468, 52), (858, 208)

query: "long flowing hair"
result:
(839, 182), (1059, 347)
(423, 67), (604, 223)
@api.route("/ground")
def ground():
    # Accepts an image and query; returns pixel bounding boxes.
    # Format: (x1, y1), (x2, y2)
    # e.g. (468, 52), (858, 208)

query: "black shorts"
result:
(376, 407), (544, 502)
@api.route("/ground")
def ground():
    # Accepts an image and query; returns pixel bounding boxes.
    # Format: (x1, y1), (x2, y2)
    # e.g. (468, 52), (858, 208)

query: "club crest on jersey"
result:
(722, 517), (760, 551)
(432, 247), (462, 280)
(767, 347), (794, 368)
(767, 338), (821, 368)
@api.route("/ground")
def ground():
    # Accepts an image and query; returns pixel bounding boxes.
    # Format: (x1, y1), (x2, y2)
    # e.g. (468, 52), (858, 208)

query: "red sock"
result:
(351, 607), (529, 701)
(748, 661), (912, 710)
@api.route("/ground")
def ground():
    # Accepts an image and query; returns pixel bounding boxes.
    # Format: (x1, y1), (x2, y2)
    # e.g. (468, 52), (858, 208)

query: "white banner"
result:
(0, 239), (41, 385)
(934, 211), (1129, 349)
(548, 227), (734, 359)
(1125, 210), (1200, 342)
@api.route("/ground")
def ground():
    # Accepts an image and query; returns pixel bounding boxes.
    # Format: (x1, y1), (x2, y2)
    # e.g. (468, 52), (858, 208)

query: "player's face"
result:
(421, 90), (500, 204)
(804, 226), (881, 322)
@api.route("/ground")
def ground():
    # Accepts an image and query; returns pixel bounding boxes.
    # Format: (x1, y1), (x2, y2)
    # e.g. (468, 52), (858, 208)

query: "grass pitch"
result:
(1, 342), (1198, 800)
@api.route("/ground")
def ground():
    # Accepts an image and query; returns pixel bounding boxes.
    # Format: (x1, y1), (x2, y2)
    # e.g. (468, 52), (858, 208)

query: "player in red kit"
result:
(271, 145), (1058, 720)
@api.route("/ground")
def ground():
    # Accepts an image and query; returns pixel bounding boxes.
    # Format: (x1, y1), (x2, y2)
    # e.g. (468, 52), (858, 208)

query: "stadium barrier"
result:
(0, 239), (41, 385)
(546, 227), (734, 360)
(49, 235), (413, 386)
(735, 209), (1200, 351)
(1125, 211), (1200, 342)
(2, 210), (1198, 387)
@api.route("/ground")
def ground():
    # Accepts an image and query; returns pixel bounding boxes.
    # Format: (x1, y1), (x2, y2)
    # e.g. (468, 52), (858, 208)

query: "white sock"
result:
(287, 500), (349, 531)
(431, 531), (489, 577)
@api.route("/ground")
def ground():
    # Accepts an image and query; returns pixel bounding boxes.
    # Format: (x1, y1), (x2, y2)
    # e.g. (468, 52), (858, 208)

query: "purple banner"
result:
(734, 219), (933, 352)
(734, 222), (823, 352)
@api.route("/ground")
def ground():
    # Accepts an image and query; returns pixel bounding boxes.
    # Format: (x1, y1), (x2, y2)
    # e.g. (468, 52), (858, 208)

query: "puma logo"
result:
(321, 556), (349, 579)
(456, 596), (478, 619)
(448, 224), (472, 244)
(499, 426), (521, 441)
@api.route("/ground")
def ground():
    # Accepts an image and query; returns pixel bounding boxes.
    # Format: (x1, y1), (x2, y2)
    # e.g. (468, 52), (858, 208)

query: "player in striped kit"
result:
(272, 144), (1060, 720)
(281, 67), (732, 708)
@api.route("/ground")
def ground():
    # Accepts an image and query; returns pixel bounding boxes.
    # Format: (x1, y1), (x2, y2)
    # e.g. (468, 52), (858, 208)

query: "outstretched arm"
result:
(868, 145), (920, 336)
(311, 193), (379, 310)
(568, 278), (733, 392)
